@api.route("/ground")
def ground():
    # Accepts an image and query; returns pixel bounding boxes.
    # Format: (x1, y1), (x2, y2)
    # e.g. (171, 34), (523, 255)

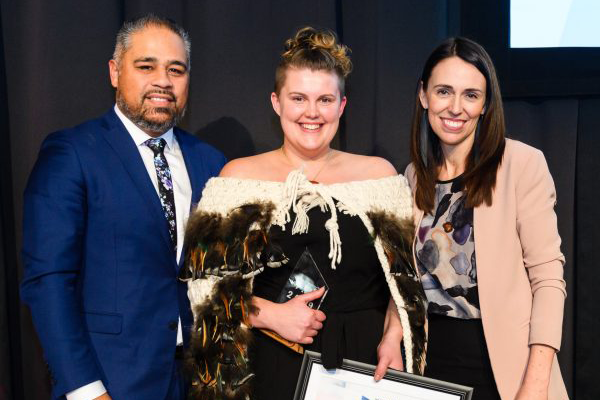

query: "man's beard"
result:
(116, 89), (186, 135)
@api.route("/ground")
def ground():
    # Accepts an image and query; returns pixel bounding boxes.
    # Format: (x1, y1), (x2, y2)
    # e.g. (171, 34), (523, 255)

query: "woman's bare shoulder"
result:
(336, 152), (397, 180)
(219, 151), (280, 179)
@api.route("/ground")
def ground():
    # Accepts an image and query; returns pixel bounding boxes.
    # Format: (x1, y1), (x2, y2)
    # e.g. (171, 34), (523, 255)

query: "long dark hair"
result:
(409, 37), (506, 213)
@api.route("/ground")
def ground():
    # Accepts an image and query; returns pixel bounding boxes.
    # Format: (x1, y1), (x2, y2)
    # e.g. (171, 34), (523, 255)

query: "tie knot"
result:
(145, 138), (167, 155)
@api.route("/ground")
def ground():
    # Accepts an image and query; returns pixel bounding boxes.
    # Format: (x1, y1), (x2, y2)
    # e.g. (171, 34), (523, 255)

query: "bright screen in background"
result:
(511, 0), (600, 48)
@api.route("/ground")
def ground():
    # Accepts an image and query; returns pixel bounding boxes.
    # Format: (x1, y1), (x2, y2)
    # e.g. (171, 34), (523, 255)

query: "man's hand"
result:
(93, 394), (112, 400)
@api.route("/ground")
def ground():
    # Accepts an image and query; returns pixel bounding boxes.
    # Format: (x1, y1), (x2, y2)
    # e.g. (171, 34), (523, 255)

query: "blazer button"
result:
(168, 321), (178, 331)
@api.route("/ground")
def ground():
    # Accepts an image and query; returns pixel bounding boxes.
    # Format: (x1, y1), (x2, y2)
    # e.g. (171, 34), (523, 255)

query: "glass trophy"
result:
(276, 247), (329, 310)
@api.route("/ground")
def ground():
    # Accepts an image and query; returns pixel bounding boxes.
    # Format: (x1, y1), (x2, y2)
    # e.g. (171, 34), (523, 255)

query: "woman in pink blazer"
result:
(404, 37), (567, 399)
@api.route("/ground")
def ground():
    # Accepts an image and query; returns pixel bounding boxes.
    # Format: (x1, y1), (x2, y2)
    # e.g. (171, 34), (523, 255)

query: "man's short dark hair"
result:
(113, 14), (191, 68)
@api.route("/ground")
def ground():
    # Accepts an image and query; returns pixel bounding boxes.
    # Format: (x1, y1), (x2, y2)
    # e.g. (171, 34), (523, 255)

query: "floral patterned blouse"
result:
(415, 176), (481, 319)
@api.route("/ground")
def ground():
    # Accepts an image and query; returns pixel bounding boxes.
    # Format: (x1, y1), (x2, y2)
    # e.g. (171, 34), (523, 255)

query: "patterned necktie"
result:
(145, 138), (177, 251)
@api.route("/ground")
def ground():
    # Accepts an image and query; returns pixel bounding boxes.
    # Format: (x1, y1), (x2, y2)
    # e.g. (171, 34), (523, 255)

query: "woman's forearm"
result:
(248, 295), (276, 329)
(383, 297), (403, 337)
(374, 297), (405, 378)
(515, 344), (556, 399)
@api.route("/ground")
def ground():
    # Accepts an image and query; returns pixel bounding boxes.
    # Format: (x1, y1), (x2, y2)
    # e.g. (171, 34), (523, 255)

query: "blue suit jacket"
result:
(21, 109), (226, 399)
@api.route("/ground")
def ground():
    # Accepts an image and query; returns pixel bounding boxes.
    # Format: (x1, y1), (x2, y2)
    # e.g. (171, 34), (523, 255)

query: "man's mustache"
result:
(143, 90), (176, 102)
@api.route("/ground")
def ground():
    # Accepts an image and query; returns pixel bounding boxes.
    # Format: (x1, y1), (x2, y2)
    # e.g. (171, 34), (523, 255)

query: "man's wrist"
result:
(65, 380), (106, 400)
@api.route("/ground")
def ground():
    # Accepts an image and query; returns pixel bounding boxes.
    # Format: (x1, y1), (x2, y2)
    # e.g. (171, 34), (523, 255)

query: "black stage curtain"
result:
(0, 1), (597, 399)
(0, 8), (22, 400)
(574, 98), (600, 399)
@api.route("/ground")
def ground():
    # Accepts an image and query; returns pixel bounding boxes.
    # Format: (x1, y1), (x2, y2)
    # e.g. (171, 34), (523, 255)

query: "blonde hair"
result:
(274, 26), (352, 95)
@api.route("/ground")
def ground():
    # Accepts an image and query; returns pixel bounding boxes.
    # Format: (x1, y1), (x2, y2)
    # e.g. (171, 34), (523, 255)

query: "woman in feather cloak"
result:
(181, 26), (427, 400)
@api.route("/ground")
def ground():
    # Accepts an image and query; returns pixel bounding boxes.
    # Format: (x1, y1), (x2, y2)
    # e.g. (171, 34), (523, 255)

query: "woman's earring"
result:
(420, 109), (429, 168)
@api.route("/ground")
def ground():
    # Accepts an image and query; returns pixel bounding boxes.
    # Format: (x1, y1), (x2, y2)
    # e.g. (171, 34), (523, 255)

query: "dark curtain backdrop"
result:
(0, 1), (597, 399)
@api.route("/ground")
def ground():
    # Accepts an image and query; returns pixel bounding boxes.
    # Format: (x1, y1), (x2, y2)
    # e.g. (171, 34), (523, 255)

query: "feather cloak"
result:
(181, 172), (427, 399)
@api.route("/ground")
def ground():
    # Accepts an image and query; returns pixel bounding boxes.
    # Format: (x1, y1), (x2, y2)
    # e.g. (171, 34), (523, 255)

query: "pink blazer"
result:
(406, 139), (568, 400)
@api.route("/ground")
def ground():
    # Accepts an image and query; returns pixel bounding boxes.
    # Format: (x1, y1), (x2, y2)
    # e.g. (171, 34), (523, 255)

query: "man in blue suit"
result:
(21, 15), (225, 400)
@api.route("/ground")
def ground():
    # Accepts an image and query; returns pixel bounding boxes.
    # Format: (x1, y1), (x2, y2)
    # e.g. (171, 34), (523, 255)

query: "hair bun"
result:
(281, 26), (352, 78)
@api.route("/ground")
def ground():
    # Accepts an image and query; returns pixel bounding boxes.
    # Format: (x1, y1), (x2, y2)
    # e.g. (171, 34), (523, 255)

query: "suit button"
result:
(168, 321), (178, 331)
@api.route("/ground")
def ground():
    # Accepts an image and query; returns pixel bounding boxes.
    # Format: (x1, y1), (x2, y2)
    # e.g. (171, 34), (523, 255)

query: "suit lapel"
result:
(100, 110), (176, 258)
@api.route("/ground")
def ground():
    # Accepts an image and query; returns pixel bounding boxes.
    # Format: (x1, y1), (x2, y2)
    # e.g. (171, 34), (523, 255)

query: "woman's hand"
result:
(514, 344), (555, 400)
(374, 327), (404, 381)
(250, 287), (327, 344)
(374, 298), (404, 381)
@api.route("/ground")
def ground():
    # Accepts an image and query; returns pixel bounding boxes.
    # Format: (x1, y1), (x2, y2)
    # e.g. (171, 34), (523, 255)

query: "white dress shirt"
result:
(66, 105), (192, 400)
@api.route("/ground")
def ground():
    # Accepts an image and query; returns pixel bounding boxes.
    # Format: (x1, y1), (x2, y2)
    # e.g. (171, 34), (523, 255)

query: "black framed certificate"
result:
(294, 351), (473, 400)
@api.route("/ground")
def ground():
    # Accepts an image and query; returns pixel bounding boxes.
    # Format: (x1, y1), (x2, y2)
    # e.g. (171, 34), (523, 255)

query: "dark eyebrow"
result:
(169, 60), (188, 71)
(433, 84), (483, 93)
(288, 92), (336, 97)
(134, 57), (157, 63)
(133, 57), (188, 71)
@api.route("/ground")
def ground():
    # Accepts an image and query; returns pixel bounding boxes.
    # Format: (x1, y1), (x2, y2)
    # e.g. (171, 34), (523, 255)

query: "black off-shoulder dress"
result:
(250, 204), (390, 400)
